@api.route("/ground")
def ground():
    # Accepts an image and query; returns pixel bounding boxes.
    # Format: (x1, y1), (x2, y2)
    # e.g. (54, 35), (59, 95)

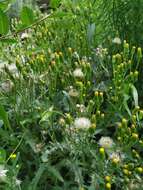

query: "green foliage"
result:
(0, 0), (143, 190)
(0, 104), (11, 130)
(0, 9), (9, 34)
(20, 6), (35, 26)
(98, 0), (143, 45)
(50, 0), (62, 9)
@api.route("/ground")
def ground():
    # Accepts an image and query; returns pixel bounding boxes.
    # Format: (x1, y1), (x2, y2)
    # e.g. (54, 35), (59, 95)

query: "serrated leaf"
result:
(20, 6), (34, 26)
(0, 9), (9, 35)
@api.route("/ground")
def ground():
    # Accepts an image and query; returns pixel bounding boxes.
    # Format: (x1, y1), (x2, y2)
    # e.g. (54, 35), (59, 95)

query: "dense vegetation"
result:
(0, 0), (143, 189)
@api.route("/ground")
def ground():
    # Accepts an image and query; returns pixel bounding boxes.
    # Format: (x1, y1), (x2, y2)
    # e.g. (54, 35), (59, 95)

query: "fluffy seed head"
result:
(74, 117), (91, 129)
(99, 137), (114, 149)
(112, 37), (121, 44)
(73, 68), (84, 78)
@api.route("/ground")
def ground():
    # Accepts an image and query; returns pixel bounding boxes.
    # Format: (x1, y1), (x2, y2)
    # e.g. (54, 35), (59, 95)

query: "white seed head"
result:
(74, 117), (91, 129)
(73, 68), (84, 78)
(112, 37), (121, 44)
(68, 88), (79, 97)
(109, 152), (121, 162)
(21, 32), (29, 40)
(15, 178), (22, 186)
(76, 104), (86, 113)
(0, 80), (13, 93)
(99, 136), (114, 149)
(0, 165), (8, 181)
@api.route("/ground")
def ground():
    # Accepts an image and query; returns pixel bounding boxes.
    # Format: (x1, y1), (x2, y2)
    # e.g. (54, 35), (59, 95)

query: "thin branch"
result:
(0, 13), (52, 40)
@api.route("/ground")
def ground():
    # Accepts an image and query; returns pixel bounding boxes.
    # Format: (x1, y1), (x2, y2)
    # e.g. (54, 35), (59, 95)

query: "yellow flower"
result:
(10, 154), (16, 159)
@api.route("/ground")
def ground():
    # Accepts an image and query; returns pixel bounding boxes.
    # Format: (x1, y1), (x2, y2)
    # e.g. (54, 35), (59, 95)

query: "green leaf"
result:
(47, 165), (64, 182)
(28, 164), (46, 190)
(0, 38), (17, 44)
(40, 106), (54, 123)
(123, 94), (131, 116)
(130, 84), (138, 107)
(29, 164), (63, 190)
(50, 0), (61, 9)
(0, 120), (3, 128)
(0, 9), (9, 35)
(87, 23), (96, 45)
(0, 148), (6, 163)
(20, 6), (34, 26)
(52, 11), (72, 18)
(0, 104), (11, 130)
(0, 0), (10, 11)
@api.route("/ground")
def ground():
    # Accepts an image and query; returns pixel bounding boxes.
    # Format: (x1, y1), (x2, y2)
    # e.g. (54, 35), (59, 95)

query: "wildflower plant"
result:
(0, 1), (143, 190)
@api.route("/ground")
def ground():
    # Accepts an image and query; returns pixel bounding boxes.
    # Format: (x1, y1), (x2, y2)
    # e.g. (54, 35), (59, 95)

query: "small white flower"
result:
(73, 68), (84, 78)
(128, 180), (140, 190)
(109, 152), (121, 162)
(76, 104), (86, 113)
(15, 178), (22, 186)
(0, 80), (13, 93)
(21, 32), (29, 40)
(68, 88), (79, 97)
(0, 165), (8, 181)
(74, 117), (91, 129)
(112, 37), (121, 44)
(1, 63), (19, 77)
(73, 51), (79, 59)
(98, 136), (114, 149)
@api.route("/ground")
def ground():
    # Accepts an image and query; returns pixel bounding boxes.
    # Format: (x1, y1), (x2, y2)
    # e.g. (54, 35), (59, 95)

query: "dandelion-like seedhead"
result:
(74, 117), (91, 129)
(109, 152), (121, 162)
(21, 32), (29, 40)
(112, 37), (121, 44)
(73, 68), (84, 78)
(68, 87), (79, 97)
(15, 178), (22, 186)
(76, 104), (86, 113)
(98, 136), (114, 149)
(0, 165), (8, 181)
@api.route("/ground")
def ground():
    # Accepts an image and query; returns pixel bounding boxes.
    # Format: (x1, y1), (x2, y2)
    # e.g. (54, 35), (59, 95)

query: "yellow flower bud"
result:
(134, 71), (139, 77)
(101, 113), (105, 119)
(91, 123), (96, 129)
(106, 183), (111, 189)
(137, 47), (142, 59)
(112, 158), (119, 164)
(132, 133), (138, 140)
(94, 91), (99, 97)
(96, 110), (101, 115)
(10, 154), (16, 159)
(136, 167), (143, 174)
(122, 118), (127, 125)
(99, 147), (105, 155)
(99, 92), (103, 97)
(123, 169), (129, 175)
(68, 47), (72, 53)
(105, 176), (111, 182)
